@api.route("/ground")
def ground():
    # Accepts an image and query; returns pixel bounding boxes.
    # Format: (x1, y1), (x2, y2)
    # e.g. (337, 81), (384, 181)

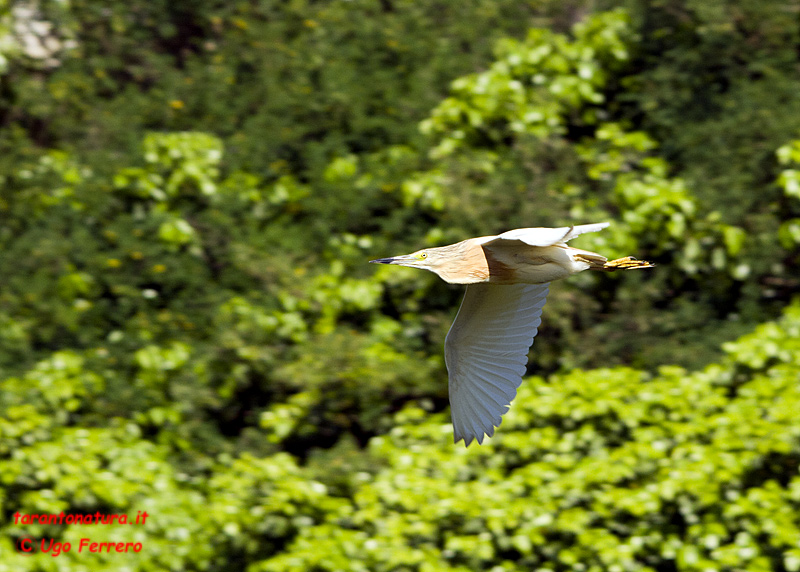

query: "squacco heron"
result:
(370, 222), (653, 446)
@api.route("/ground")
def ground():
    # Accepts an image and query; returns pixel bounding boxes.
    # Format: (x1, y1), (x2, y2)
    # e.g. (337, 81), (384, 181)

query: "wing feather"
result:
(468, 361), (525, 387)
(445, 283), (549, 446)
(483, 222), (609, 247)
(458, 397), (489, 444)
(467, 380), (510, 421)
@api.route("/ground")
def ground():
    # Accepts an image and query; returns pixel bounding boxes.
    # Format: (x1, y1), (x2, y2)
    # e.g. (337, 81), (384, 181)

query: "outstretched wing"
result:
(483, 222), (609, 247)
(445, 283), (549, 446)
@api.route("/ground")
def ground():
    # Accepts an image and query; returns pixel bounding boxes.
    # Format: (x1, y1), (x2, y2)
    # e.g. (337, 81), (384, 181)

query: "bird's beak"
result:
(369, 254), (416, 266)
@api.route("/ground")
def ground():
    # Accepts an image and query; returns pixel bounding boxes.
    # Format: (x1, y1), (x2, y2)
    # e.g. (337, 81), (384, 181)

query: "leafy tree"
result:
(3, 2), (800, 571)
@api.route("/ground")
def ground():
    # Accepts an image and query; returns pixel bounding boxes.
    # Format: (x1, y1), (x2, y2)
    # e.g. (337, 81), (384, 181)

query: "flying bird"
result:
(370, 222), (653, 446)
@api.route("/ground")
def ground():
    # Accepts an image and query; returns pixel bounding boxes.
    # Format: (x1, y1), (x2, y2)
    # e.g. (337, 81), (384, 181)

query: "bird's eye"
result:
(415, 252), (428, 260)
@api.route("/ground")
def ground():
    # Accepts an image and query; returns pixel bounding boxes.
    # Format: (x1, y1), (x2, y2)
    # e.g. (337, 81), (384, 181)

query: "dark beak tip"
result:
(370, 258), (393, 265)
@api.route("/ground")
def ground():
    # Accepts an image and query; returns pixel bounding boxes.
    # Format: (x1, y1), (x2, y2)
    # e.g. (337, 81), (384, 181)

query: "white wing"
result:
(487, 222), (609, 246)
(445, 283), (549, 446)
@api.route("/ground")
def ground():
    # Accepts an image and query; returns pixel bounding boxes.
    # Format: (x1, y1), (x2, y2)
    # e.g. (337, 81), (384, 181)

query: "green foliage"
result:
(0, 4), (17, 75)
(116, 132), (223, 202)
(259, 300), (800, 572)
(421, 9), (634, 158)
(3, 1), (800, 571)
(776, 138), (800, 249)
(385, 7), (769, 371)
(5, 302), (800, 571)
(0, 0), (556, 174)
(577, 122), (749, 280)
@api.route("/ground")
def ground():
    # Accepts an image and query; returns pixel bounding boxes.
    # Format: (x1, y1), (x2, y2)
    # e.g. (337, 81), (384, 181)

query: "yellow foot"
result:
(603, 256), (655, 270)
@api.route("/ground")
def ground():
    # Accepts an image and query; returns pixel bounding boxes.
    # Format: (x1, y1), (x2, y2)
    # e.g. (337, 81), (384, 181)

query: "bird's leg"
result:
(601, 256), (655, 270)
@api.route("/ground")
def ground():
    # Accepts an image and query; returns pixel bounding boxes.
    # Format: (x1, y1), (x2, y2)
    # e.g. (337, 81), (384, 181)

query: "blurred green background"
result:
(2, 0), (800, 570)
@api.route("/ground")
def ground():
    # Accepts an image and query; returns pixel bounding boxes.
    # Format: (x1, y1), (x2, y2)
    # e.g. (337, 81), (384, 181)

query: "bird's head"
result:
(370, 241), (477, 284)
(370, 238), (489, 284)
(370, 248), (439, 272)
